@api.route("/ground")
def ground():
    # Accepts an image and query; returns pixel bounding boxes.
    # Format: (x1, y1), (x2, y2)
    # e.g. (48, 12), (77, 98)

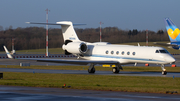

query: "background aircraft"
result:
(155, 18), (180, 49)
(4, 21), (176, 75)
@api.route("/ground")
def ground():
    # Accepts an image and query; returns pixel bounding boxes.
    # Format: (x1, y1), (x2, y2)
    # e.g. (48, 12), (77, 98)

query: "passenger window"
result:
(111, 51), (114, 54)
(127, 52), (130, 55)
(121, 51), (124, 55)
(132, 52), (135, 55)
(105, 50), (109, 54)
(155, 50), (159, 53)
(116, 51), (119, 55)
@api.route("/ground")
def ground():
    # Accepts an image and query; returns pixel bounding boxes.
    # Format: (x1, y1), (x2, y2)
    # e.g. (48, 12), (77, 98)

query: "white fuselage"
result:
(23, 20), (176, 74)
(80, 43), (175, 65)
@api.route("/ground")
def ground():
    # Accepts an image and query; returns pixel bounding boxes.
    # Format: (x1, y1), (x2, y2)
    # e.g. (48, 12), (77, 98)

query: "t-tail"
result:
(26, 21), (88, 55)
(26, 21), (81, 43)
(57, 21), (81, 43)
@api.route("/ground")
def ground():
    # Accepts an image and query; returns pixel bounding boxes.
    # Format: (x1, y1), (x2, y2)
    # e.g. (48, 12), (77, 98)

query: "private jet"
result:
(4, 21), (176, 75)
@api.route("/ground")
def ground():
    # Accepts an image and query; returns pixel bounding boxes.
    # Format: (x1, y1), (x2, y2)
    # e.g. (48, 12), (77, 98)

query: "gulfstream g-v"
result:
(4, 21), (175, 75)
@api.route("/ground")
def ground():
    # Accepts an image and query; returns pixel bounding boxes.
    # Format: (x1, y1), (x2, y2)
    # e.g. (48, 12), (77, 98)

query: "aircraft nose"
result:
(166, 56), (176, 64)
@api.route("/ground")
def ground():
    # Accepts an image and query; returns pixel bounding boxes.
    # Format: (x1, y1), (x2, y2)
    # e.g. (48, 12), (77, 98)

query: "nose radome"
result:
(167, 56), (176, 63)
(172, 58), (176, 63)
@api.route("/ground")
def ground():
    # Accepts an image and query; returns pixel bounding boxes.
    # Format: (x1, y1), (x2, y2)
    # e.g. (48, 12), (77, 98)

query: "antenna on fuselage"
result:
(138, 43), (140, 46)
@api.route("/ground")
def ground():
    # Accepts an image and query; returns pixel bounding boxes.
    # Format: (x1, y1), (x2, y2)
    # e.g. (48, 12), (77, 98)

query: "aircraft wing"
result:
(21, 58), (120, 65)
(3, 46), (119, 65)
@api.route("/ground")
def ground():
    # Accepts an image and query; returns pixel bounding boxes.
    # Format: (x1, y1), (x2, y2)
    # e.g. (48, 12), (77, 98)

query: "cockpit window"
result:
(159, 50), (169, 53)
(155, 50), (159, 53)
(155, 49), (169, 53)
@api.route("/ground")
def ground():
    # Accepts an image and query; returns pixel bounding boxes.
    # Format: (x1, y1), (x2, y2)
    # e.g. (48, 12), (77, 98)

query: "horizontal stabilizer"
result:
(26, 21), (85, 42)
(26, 22), (68, 25)
(26, 22), (86, 26)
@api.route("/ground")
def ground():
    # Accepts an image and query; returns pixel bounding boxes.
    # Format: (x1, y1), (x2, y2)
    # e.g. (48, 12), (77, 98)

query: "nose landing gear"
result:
(161, 64), (167, 75)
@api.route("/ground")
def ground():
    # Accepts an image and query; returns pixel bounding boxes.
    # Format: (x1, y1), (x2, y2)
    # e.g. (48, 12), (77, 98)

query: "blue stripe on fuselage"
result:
(84, 54), (164, 62)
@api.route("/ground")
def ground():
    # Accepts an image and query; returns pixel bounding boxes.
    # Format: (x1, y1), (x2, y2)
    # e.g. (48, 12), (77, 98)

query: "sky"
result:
(1, 0), (180, 31)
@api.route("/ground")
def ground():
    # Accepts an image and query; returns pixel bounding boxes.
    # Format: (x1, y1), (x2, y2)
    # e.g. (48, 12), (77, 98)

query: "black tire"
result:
(88, 68), (95, 73)
(162, 71), (167, 75)
(112, 67), (119, 73)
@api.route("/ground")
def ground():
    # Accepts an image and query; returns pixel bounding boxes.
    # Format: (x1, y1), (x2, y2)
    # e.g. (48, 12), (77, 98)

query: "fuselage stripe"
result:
(84, 54), (164, 62)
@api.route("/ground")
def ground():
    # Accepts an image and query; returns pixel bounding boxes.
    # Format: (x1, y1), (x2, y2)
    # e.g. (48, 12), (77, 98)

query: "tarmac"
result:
(1, 85), (180, 101)
(0, 68), (180, 78)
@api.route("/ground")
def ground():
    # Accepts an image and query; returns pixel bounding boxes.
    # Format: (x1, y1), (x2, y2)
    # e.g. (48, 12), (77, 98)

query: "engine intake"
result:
(62, 42), (88, 54)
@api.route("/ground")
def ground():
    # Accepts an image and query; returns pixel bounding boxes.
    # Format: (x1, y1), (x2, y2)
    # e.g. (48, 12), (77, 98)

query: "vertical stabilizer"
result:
(56, 21), (80, 42)
(164, 18), (180, 42)
(26, 21), (83, 43)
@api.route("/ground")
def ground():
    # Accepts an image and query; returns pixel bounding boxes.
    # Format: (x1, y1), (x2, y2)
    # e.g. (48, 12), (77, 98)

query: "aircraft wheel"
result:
(162, 71), (167, 75)
(112, 67), (119, 73)
(88, 67), (95, 73)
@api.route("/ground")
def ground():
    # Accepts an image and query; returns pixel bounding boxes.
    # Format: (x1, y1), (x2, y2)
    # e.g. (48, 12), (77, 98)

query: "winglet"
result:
(3, 46), (13, 59)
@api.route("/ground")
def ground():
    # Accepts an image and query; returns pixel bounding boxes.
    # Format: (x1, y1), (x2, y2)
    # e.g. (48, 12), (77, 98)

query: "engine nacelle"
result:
(62, 42), (88, 54)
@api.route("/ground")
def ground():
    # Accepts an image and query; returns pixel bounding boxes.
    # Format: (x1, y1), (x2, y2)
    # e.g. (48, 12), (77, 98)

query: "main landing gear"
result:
(88, 63), (123, 74)
(112, 67), (119, 73)
(88, 64), (95, 73)
(161, 64), (167, 75)
(112, 64), (123, 74)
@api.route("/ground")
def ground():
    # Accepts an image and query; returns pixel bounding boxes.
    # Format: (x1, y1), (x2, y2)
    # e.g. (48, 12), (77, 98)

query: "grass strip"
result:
(0, 72), (180, 94)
